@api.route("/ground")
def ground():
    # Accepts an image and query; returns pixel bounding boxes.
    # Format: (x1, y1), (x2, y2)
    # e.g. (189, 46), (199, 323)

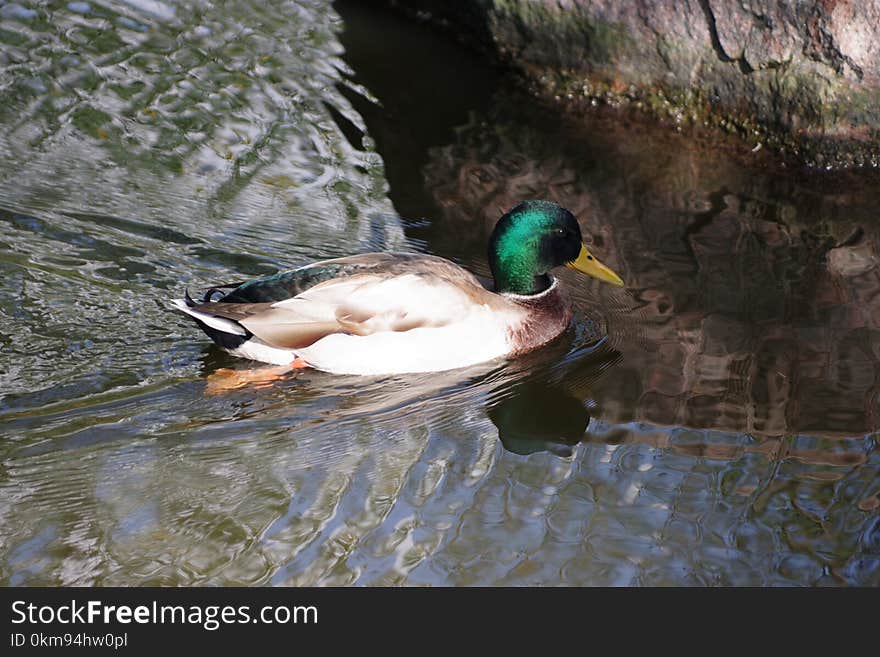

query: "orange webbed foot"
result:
(205, 364), (295, 395)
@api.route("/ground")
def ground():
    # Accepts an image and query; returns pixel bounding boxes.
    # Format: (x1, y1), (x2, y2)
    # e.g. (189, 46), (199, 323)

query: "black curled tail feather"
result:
(203, 282), (244, 303)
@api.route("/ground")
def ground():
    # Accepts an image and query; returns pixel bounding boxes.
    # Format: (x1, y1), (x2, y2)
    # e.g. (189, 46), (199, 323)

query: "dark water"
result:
(1, 0), (878, 586)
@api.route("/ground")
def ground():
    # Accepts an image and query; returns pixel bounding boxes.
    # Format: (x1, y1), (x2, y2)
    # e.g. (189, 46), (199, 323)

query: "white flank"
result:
(229, 338), (297, 365)
(295, 306), (517, 375)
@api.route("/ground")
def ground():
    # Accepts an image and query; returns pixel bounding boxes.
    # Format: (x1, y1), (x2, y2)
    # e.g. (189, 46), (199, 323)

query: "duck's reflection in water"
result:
(488, 340), (622, 456)
(489, 383), (589, 456)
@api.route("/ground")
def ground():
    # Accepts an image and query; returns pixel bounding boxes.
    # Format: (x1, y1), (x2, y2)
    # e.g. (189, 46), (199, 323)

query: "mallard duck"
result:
(172, 200), (624, 375)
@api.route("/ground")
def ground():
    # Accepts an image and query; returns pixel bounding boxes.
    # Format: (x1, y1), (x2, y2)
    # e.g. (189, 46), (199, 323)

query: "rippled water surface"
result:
(1, 0), (879, 586)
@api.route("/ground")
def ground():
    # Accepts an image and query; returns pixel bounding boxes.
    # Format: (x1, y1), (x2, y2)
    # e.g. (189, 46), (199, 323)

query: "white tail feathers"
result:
(170, 299), (247, 336)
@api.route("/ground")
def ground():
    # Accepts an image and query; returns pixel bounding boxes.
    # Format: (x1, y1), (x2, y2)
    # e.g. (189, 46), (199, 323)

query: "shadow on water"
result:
(333, 0), (501, 229)
(0, 0), (877, 586)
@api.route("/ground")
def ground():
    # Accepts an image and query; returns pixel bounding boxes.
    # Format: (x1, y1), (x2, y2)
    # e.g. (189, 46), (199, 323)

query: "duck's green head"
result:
(488, 200), (624, 295)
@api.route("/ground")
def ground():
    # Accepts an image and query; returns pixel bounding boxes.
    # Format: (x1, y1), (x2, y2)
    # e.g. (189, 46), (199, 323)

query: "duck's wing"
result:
(178, 253), (506, 350)
(217, 253), (480, 303)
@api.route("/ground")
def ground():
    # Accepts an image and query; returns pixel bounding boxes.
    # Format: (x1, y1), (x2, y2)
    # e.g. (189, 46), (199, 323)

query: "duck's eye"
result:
(554, 228), (565, 236)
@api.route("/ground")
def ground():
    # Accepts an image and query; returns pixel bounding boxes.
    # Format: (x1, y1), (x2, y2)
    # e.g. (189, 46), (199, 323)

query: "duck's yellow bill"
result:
(566, 244), (625, 287)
